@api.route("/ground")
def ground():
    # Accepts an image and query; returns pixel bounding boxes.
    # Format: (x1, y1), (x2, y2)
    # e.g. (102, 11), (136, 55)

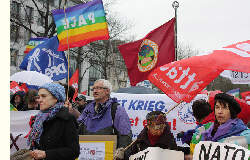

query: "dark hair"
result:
(192, 99), (212, 121)
(214, 93), (241, 119)
(60, 83), (75, 103)
(146, 111), (165, 121)
(24, 89), (38, 105)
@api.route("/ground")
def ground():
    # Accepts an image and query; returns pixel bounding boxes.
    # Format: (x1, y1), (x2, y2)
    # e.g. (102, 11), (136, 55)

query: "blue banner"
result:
(20, 36), (68, 81)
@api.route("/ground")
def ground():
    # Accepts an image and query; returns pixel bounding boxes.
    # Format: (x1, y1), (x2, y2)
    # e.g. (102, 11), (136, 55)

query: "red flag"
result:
(241, 91), (250, 105)
(10, 81), (24, 94)
(118, 18), (175, 86)
(69, 69), (79, 101)
(20, 83), (29, 93)
(81, 90), (87, 95)
(148, 40), (250, 103)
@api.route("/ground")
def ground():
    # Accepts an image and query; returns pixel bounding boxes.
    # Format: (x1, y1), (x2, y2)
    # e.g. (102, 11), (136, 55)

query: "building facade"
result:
(10, 0), (129, 95)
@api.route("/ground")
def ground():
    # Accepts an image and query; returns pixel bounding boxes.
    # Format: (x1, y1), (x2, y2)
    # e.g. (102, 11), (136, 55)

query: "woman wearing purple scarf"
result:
(27, 83), (80, 160)
(201, 93), (250, 149)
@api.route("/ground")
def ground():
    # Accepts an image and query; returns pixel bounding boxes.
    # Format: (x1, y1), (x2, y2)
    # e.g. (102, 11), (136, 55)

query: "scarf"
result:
(147, 131), (161, 146)
(27, 103), (64, 147)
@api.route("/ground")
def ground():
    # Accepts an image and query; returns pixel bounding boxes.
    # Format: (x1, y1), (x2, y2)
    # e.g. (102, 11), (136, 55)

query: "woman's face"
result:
(215, 101), (231, 125)
(38, 89), (57, 111)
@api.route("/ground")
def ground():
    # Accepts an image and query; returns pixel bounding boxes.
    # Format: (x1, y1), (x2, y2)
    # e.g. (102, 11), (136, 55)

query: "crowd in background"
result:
(10, 79), (250, 160)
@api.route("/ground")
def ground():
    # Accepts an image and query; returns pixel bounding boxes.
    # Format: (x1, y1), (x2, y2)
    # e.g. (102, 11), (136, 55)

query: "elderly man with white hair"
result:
(69, 79), (132, 148)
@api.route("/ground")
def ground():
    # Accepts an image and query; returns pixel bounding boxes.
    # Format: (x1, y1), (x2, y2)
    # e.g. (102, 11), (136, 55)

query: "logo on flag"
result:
(20, 36), (68, 81)
(138, 39), (159, 72)
(119, 18), (175, 86)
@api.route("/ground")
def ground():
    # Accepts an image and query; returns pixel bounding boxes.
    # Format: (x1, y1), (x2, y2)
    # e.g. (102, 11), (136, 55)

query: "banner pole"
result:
(119, 100), (183, 155)
(63, 4), (70, 101)
(172, 1), (179, 61)
(165, 100), (183, 115)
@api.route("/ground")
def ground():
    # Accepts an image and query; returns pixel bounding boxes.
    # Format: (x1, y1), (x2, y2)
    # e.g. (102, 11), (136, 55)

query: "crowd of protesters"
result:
(10, 79), (250, 160)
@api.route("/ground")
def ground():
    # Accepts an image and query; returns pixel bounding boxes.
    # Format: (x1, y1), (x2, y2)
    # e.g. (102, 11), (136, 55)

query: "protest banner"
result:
(10, 110), (39, 154)
(193, 141), (250, 160)
(78, 135), (116, 160)
(129, 147), (184, 160)
(111, 93), (207, 145)
(10, 93), (207, 154)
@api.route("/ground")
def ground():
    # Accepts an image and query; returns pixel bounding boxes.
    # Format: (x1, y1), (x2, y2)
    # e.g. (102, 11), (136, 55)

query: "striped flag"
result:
(24, 37), (48, 54)
(226, 88), (240, 98)
(52, 0), (109, 51)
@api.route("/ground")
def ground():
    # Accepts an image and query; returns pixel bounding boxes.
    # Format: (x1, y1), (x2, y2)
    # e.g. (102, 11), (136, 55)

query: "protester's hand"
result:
(114, 148), (125, 160)
(184, 154), (193, 160)
(31, 150), (46, 159)
(64, 100), (74, 113)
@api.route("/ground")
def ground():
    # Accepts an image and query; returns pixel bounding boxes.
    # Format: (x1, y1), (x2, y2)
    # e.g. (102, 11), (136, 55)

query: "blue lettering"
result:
(147, 101), (155, 111)
(155, 101), (165, 111)
(143, 101), (148, 110)
(136, 100), (144, 110)
(121, 100), (127, 107)
(129, 100), (138, 110)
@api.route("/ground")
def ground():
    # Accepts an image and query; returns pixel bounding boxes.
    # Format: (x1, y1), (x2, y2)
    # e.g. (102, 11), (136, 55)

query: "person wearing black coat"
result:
(27, 83), (80, 160)
(114, 111), (178, 160)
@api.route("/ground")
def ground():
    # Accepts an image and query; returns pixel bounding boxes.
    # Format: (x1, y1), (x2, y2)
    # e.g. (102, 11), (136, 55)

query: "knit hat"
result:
(76, 94), (86, 101)
(214, 93), (241, 118)
(39, 83), (66, 102)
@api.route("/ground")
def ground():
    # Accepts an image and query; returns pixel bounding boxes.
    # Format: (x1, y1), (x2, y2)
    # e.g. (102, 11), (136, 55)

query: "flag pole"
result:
(115, 100), (183, 155)
(63, 4), (70, 101)
(172, 1), (179, 61)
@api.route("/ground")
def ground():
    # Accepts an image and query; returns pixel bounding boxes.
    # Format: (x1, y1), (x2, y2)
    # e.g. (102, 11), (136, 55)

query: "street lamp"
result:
(172, 1), (179, 61)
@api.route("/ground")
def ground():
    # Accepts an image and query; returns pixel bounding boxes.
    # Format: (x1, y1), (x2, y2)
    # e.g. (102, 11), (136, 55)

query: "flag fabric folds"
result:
(69, 69), (79, 101)
(52, 0), (109, 51)
(241, 91), (250, 105)
(24, 37), (48, 54)
(148, 40), (250, 103)
(118, 18), (175, 86)
(20, 36), (68, 81)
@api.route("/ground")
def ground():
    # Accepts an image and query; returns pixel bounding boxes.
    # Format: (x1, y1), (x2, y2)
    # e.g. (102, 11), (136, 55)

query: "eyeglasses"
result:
(90, 86), (108, 91)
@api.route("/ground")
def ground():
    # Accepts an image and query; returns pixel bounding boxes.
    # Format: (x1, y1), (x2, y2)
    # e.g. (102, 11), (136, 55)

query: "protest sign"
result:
(129, 147), (184, 160)
(193, 141), (250, 160)
(78, 135), (116, 160)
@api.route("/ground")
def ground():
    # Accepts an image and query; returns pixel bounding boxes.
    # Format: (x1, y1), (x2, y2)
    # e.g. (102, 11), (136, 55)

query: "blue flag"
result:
(20, 36), (68, 81)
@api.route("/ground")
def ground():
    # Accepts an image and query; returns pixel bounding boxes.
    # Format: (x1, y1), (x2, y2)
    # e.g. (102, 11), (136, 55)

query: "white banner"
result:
(220, 70), (250, 84)
(129, 147), (184, 160)
(10, 110), (39, 154)
(193, 141), (250, 160)
(111, 93), (208, 146)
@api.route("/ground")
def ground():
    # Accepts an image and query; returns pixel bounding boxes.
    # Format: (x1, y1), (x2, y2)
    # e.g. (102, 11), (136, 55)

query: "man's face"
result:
(92, 81), (109, 102)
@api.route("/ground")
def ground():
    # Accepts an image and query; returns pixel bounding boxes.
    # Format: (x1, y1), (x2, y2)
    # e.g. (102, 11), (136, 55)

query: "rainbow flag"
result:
(24, 37), (48, 54)
(52, 0), (109, 51)
(226, 88), (240, 98)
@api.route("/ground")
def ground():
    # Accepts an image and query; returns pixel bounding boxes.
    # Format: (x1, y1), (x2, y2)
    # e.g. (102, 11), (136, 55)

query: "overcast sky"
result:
(110, 0), (250, 53)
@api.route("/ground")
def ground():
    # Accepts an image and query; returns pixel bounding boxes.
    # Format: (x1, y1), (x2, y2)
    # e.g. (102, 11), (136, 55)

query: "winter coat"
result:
(191, 118), (250, 154)
(190, 122), (213, 154)
(33, 108), (80, 160)
(124, 124), (178, 160)
(77, 98), (132, 148)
